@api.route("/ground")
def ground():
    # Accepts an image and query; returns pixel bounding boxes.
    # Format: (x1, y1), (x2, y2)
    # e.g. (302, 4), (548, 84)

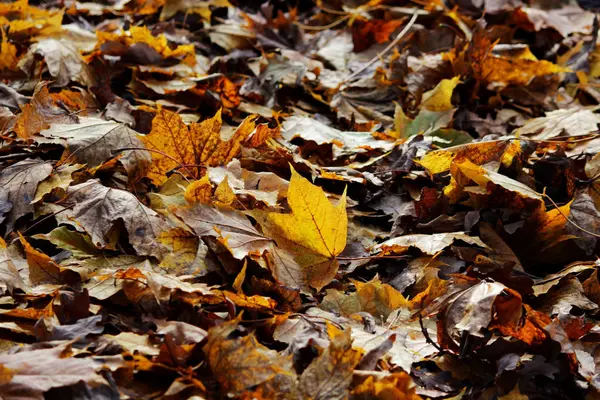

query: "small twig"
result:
(0, 153), (34, 162)
(419, 312), (444, 353)
(293, 14), (350, 31)
(543, 189), (600, 238)
(344, 11), (418, 82)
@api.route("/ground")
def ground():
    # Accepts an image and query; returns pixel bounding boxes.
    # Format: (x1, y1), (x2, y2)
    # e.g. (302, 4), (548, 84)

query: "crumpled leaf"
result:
(350, 372), (422, 400)
(96, 26), (195, 63)
(0, 159), (52, 234)
(0, 342), (112, 400)
(280, 116), (394, 160)
(204, 318), (297, 397)
(18, 38), (95, 87)
(298, 324), (361, 400)
(12, 84), (75, 140)
(321, 276), (408, 320)
(39, 117), (150, 175)
(61, 180), (169, 258)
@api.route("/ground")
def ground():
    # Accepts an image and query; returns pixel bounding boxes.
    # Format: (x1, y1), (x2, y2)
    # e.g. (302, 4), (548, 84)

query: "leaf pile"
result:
(1, 0), (600, 398)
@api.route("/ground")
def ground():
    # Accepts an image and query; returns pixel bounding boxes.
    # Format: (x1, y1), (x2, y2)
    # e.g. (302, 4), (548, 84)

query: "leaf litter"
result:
(1, 0), (600, 399)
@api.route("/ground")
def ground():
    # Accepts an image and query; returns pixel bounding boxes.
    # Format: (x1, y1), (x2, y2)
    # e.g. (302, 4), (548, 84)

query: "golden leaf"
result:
(0, 29), (18, 70)
(417, 140), (512, 175)
(0, 0), (63, 38)
(184, 175), (212, 204)
(351, 372), (422, 400)
(214, 175), (235, 205)
(140, 106), (258, 184)
(265, 166), (347, 259)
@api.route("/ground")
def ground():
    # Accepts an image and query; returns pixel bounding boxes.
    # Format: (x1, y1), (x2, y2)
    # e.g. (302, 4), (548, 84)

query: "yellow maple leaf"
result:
(266, 167), (347, 259)
(140, 106), (258, 185)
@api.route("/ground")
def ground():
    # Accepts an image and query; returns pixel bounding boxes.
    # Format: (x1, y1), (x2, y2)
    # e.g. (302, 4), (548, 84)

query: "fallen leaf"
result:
(373, 232), (487, 256)
(175, 204), (271, 260)
(351, 372), (422, 400)
(0, 159), (52, 234)
(0, 342), (112, 400)
(140, 106), (258, 184)
(61, 180), (169, 258)
(299, 324), (361, 400)
(39, 117), (150, 175)
(517, 108), (600, 139)
(204, 318), (297, 397)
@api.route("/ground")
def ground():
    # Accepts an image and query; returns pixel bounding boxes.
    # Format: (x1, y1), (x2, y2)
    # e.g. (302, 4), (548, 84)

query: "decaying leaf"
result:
(61, 180), (169, 258)
(0, 342), (113, 400)
(298, 324), (361, 400)
(39, 117), (150, 175)
(0, 159), (52, 234)
(204, 318), (297, 396)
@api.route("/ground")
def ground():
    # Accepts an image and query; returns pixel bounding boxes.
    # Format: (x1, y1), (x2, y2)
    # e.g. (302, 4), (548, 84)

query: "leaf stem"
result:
(344, 10), (419, 82)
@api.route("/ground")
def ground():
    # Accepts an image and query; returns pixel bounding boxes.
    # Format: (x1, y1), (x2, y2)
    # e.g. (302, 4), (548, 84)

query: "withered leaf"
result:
(39, 117), (150, 175)
(61, 180), (169, 258)
(0, 159), (52, 234)
(299, 324), (361, 400)
(0, 342), (113, 400)
(204, 318), (297, 397)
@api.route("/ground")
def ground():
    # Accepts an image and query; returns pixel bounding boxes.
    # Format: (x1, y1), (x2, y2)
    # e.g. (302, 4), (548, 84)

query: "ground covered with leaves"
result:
(1, 0), (600, 398)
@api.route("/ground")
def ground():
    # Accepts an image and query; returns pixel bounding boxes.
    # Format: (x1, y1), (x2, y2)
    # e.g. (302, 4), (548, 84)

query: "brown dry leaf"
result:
(0, 239), (27, 294)
(18, 38), (95, 87)
(298, 323), (361, 400)
(39, 117), (150, 176)
(13, 84), (74, 140)
(0, 158), (52, 234)
(18, 234), (62, 286)
(61, 180), (170, 258)
(517, 108), (600, 139)
(140, 106), (259, 185)
(204, 318), (297, 397)
(0, 342), (112, 400)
